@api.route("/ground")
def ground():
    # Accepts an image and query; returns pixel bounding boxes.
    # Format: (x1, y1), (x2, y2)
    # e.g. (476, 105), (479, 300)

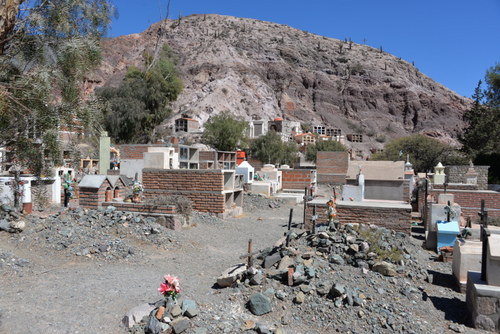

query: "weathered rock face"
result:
(92, 14), (471, 146)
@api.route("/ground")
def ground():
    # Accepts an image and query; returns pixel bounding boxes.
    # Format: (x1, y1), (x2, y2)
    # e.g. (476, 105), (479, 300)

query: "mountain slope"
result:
(91, 14), (471, 147)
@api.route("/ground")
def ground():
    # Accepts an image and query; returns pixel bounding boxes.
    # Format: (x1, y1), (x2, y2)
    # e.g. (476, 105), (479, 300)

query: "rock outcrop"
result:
(91, 14), (471, 148)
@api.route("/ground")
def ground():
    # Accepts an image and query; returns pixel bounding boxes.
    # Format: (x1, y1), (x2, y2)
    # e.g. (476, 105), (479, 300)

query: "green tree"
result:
(202, 111), (249, 151)
(372, 134), (466, 172)
(250, 131), (298, 165)
(460, 64), (500, 183)
(97, 46), (183, 143)
(0, 0), (114, 176)
(305, 140), (346, 162)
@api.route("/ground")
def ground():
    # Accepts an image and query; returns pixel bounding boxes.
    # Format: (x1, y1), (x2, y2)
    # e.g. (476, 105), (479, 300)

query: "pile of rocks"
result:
(124, 298), (200, 334)
(0, 204), (26, 233)
(13, 206), (179, 261)
(210, 222), (461, 333)
(244, 194), (282, 211)
(0, 251), (30, 275)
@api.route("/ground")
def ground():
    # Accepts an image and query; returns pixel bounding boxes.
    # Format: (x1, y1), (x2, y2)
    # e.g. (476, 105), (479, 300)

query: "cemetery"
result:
(1, 132), (500, 333)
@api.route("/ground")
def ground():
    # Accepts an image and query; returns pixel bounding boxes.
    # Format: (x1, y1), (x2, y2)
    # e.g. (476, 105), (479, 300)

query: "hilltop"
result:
(90, 14), (471, 148)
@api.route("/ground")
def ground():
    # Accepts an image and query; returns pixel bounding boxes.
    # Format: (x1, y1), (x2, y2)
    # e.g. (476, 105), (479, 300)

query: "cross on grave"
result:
(286, 208), (294, 247)
(311, 205), (318, 234)
(479, 199), (490, 281)
(239, 239), (259, 267)
(302, 187), (312, 228)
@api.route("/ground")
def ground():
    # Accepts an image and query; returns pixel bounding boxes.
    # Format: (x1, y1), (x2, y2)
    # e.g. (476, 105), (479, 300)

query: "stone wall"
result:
(445, 165), (489, 190)
(281, 169), (314, 190)
(466, 271), (500, 332)
(316, 151), (348, 185)
(104, 202), (176, 215)
(305, 200), (411, 234)
(142, 169), (226, 214)
(430, 189), (500, 220)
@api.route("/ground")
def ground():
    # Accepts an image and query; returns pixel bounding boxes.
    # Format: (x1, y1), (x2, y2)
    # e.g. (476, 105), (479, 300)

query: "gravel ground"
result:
(0, 198), (489, 334)
(0, 200), (295, 334)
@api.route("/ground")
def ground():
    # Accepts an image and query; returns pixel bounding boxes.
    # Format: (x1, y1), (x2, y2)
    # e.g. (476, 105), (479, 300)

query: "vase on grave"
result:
(132, 193), (141, 203)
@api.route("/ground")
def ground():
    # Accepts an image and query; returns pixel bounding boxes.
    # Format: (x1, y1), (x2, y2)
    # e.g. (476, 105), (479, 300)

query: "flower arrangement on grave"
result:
(132, 181), (143, 194)
(158, 274), (181, 301)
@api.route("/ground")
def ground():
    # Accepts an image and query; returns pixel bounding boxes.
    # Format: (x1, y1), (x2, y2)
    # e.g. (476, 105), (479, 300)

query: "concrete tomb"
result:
(235, 161), (254, 184)
(487, 234), (500, 287)
(452, 238), (482, 291)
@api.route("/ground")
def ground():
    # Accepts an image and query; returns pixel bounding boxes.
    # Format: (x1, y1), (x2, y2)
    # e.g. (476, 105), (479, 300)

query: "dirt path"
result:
(0, 204), (298, 334)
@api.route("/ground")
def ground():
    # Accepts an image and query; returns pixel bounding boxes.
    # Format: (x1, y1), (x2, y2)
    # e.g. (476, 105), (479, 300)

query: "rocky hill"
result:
(91, 14), (471, 148)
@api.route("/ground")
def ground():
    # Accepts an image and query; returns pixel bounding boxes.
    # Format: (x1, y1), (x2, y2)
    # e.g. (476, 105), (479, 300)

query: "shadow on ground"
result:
(427, 295), (470, 325)
(427, 269), (458, 290)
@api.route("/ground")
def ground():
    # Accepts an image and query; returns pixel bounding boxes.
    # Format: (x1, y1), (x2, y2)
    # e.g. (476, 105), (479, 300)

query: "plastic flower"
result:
(159, 275), (181, 299)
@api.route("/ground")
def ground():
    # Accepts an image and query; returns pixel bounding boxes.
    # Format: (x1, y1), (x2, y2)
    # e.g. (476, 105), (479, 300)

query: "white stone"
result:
(452, 239), (482, 288)
(217, 263), (247, 288)
(487, 234), (500, 286)
(9, 220), (25, 231)
(122, 303), (154, 328)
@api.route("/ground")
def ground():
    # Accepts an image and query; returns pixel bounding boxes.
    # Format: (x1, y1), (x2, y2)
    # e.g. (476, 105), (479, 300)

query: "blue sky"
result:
(109, 0), (500, 98)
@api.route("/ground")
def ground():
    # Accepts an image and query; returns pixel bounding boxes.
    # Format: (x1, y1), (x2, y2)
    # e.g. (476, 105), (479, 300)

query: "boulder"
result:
(372, 261), (397, 277)
(294, 291), (305, 304)
(277, 255), (294, 270)
(122, 303), (155, 328)
(263, 252), (282, 268)
(217, 263), (247, 288)
(248, 292), (272, 315)
(171, 317), (190, 333)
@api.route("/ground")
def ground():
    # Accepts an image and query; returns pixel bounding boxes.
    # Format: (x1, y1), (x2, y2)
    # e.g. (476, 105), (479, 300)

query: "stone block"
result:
(122, 303), (154, 328)
(248, 292), (272, 316)
(217, 263), (247, 288)
(452, 239), (482, 290)
(487, 234), (500, 287)
(477, 297), (497, 315)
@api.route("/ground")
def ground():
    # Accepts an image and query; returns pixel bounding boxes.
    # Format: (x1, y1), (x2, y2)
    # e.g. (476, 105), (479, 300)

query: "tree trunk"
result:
(0, 0), (24, 55)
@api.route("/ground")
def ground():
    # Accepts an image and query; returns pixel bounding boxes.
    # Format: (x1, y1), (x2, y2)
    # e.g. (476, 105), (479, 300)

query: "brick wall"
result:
(79, 179), (112, 209)
(316, 151), (348, 185)
(142, 169), (226, 214)
(281, 169), (314, 189)
(445, 165), (489, 190)
(118, 144), (165, 160)
(306, 201), (411, 234)
(434, 184), (478, 191)
(430, 189), (500, 220)
(199, 151), (215, 161)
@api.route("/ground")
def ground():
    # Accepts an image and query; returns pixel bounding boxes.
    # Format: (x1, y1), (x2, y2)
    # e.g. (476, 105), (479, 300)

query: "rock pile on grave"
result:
(0, 204), (26, 233)
(125, 298), (200, 334)
(124, 275), (204, 334)
(211, 222), (438, 333)
(11, 206), (179, 260)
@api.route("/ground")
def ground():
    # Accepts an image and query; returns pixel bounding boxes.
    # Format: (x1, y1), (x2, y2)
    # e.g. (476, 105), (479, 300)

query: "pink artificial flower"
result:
(159, 275), (181, 296)
(158, 282), (171, 295)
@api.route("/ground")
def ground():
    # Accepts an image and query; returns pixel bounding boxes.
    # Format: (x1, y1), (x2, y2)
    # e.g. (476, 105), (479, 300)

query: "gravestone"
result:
(433, 162), (445, 185)
(99, 131), (110, 175)
(487, 234), (500, 286)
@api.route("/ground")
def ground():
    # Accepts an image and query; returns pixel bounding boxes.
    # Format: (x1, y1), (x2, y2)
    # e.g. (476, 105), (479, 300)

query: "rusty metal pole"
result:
(247, 239), (253, 267)
(286, 208), (294, 247)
